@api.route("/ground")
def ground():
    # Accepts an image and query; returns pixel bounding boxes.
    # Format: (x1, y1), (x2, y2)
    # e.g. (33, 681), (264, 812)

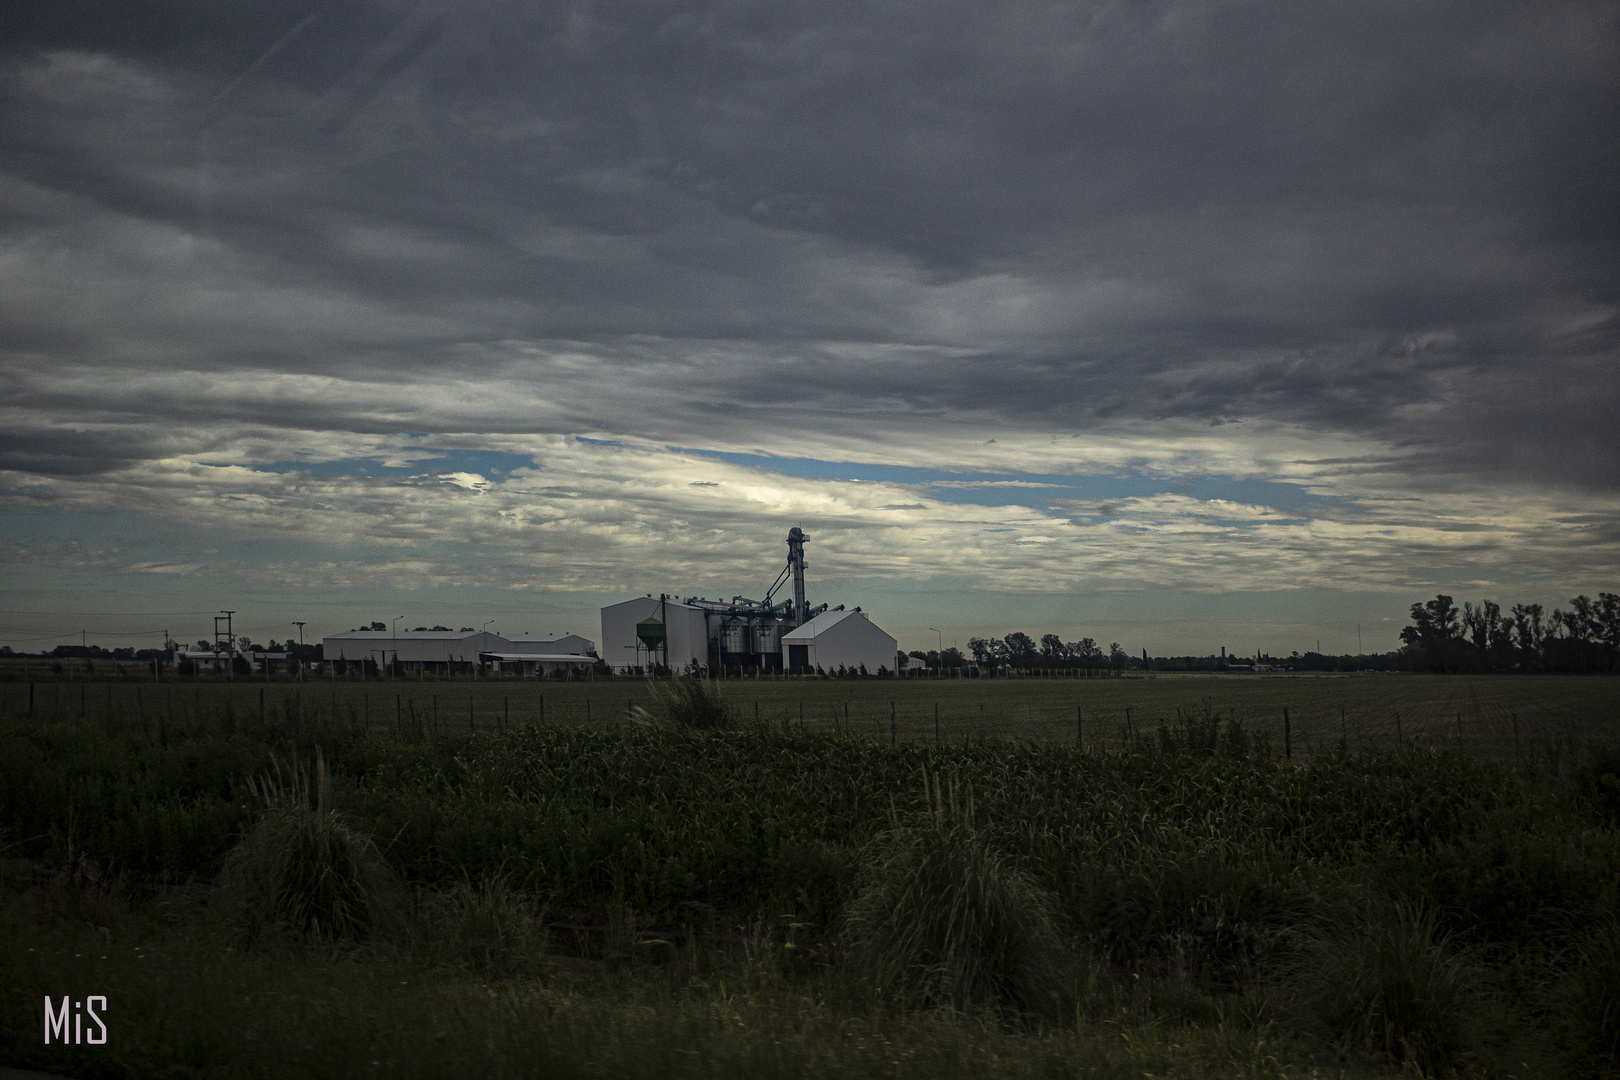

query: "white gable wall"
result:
(600, 597), (710, 673)
(321, 631), (506, 667)
(782, 610), (898, 674)
(506, 633), (595, 656)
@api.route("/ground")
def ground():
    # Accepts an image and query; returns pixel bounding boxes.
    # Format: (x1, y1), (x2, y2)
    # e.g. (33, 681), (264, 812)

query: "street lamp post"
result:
(481, 620), (495, 680)
(929, 627), (944, 678)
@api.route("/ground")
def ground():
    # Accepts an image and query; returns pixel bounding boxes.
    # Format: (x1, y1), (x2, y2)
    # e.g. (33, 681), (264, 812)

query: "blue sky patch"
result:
(673, 448), (1328, 514)
(255, 448), (537, 479)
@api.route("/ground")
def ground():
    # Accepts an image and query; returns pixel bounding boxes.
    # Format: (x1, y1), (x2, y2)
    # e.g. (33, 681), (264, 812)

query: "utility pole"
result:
(293, 622), (306, 681)
(217, 611), (235, 680)
(929, 627), (944, 677)
(392, 616), (403, 681)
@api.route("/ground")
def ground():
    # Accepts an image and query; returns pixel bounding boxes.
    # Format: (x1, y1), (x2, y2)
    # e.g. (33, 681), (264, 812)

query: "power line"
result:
(0, 609), (221, 617)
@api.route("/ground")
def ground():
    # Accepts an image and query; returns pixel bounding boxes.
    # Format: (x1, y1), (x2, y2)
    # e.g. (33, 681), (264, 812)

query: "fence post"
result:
(935, 702), (940, 747)
(1078, 705), (1083, 750)
(260, 686), (265, 726)
(1284, 706), (1291, 759)
(1395, 711), (1402, 742)
(890, 701), (896, 745)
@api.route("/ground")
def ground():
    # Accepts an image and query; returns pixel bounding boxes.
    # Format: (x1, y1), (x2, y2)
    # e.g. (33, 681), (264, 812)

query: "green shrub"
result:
(218, 749), (397, 944)
(842, 773), (1069, 1019)
(1289, 900), (1478, 1072)
(632, 677), (734, 730)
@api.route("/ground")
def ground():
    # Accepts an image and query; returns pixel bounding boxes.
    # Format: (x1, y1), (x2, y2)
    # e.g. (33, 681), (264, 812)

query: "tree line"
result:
(1400, 592), (1619, 673)
(964, 633), (1130, 670)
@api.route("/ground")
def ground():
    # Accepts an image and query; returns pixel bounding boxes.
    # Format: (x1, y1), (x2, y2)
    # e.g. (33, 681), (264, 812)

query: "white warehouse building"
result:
(781, 609), (898, 675)
(322, 629), (595, 674)
(600, 596), (711, 674)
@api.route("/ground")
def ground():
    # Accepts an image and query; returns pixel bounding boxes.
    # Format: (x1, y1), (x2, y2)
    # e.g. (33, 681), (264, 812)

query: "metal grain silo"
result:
(721, 617), (749, 656)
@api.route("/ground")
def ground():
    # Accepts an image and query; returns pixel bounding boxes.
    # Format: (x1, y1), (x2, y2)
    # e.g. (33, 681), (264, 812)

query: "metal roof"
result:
(781, 608), (863, 642)
(479, 652), (595, 663)
(325, 630), (485, 640)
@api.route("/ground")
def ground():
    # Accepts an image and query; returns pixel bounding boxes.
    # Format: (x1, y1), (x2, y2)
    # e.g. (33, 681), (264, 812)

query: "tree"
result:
(1003, 632), (1037, 668)
(1108, 642), (1126, 671)
(1039, 633), (1065, 667)
(1510, 603), (1544, 668)
(1400, 594), (1463, 671)
(1067, 637), (1102, 666)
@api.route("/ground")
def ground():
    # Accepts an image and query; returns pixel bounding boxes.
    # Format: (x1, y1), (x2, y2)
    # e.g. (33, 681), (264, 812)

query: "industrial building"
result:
(599, 527), (900, 675)
(321, 628), (595, 675)
(782, 609), (899, 674)
(601, 596), (713, 673)
(483, 632), (600, 676)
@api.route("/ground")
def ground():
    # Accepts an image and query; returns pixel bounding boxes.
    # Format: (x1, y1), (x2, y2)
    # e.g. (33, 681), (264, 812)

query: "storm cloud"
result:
(2, 0), (1616, 650)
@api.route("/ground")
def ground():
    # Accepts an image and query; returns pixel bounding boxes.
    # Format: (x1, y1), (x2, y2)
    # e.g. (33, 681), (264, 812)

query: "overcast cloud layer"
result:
(2, 1), (1617, 653)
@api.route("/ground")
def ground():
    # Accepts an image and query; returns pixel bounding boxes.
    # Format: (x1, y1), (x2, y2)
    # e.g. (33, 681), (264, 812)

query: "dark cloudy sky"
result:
(2, 0), (1616, 655)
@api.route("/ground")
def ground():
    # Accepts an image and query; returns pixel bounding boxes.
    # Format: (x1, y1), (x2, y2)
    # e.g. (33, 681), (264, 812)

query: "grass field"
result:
(4, 665), (1616, 759)
(2, 671), (1618, 1077)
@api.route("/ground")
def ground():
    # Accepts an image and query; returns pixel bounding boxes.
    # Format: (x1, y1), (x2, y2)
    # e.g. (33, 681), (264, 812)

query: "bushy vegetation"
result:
(2, 706), (1618, 1076)
(632, 675), (735, 729)
(218, 749), (398, 943)
(1288, 900), (1479, 1072)
(842, 769), (1069, 1018)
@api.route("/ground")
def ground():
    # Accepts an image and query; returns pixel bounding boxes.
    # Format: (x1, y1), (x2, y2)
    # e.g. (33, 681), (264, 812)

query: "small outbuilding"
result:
(781, 608), (898, 675)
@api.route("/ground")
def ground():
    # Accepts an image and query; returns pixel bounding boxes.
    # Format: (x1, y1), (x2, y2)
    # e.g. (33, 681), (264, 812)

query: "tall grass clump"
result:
(631, 676), (734, 730)
(424, 874), (549, 979)
(1568, 915), (1620, 1072)
(842, 768), (1069, 1020)
(218, 749), (397, 944)
(1289, 899), (1479, 1072)
(1574, 738), (1620, 825)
